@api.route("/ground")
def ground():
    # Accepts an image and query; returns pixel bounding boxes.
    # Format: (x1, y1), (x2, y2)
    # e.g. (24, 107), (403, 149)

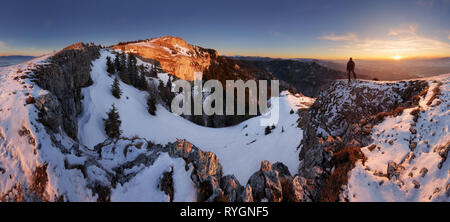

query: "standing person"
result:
(347, 57), (357, 83)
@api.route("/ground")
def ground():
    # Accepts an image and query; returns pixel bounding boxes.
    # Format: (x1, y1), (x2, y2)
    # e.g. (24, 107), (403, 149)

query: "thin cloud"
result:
(355, 35), (450, 54)
(388, 24), (418, 36)
(318, 32), (358, 41)
(319, 25), (450, 57)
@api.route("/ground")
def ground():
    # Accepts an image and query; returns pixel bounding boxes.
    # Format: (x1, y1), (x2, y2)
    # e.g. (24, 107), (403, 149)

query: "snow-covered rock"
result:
(343, 75), (450, 201)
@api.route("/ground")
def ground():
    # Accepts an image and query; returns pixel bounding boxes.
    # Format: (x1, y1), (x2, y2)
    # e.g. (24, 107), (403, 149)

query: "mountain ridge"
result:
(0, 39), (448, 202)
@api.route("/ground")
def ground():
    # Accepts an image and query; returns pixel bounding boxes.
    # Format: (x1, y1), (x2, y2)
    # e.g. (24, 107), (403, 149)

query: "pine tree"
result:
(106, 56), (115, 74)
(138, 64), (147, 77)
(111, 77), (122, 99)
(114, 54), (121, 71)
(137, 72), (148, 90)
(147, 94), (157, 116)
(127, 54), (138, 86)
(150, 65), (158, 77)
(158, 80), (174, 108)
(265, 126), (271, 135)
(104, 104), (122, 139)
(118, 53), (130, 84)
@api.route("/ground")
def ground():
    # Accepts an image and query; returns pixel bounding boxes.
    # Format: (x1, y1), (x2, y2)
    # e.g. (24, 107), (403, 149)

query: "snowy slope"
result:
(0, 49), (313, 202)
(78, 49), (314, 184)
(343, 74), (450, 201)
(0, 55), (203, 201)
(0, 55), (95, 201)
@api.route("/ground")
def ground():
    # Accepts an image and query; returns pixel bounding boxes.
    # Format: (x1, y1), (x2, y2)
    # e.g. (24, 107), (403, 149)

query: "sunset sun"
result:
(393, 55), (403, 60)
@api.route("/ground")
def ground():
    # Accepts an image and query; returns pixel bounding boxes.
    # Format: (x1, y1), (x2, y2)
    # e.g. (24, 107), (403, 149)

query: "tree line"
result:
(103, 52), (161, 140)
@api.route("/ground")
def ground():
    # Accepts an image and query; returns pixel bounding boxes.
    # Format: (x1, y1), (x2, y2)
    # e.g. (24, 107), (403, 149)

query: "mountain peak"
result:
(112, 36), (217, 81)
(150, 36), (190, 48)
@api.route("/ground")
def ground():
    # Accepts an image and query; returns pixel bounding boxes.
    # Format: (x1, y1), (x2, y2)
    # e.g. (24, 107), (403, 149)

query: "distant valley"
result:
(0, 55), (35, 67)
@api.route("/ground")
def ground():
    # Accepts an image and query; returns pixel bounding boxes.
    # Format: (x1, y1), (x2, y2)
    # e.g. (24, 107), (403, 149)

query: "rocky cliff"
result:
(297, 79), (430, 201)
(30, 43), (101, 139)
(112, 36), (217, 81)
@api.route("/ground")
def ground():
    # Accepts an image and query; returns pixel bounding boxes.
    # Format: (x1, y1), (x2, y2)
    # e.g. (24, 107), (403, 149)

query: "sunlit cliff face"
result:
(112, 36), (217, 81)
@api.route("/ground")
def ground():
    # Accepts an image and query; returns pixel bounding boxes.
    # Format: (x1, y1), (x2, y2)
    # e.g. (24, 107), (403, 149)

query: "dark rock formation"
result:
(30, 43), (101, 138)
(158, 168), (174, 202)
(247, 160), (283, 202)
(387, 160), (404, 180)
(165, 139), (224, 201)
(246, 160), (311, 202)
(34, 93), (63, 133)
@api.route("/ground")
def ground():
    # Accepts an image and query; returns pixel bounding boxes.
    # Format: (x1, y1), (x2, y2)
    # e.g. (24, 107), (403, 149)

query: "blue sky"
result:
(1, 0), (450, 59)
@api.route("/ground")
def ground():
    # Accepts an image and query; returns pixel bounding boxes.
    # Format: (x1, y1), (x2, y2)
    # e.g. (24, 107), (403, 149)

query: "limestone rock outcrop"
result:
(113, 36), (217, 81)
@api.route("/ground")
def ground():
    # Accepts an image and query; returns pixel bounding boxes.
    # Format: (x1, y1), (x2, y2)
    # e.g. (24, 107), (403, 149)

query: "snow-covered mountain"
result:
(112, 36), (217, 81)
(0, 39), (448, 202)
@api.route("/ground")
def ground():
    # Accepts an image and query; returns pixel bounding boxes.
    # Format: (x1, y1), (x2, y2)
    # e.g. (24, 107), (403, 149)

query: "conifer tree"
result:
(114, 54), (121, 71)
(104, 104), (122, 139)
(111, 77), (122, 99)
(137, 72), (148, 90)
(265, 126), (271, 135)
(158, 80), (174, 108)
(138, 64), (147, 77)
(147, 94), (157, 116)
(151, 65), (158, 77)
(106, 56), (115, 74)
(127, 54), (138, 86)
(118, 53), (130, 84)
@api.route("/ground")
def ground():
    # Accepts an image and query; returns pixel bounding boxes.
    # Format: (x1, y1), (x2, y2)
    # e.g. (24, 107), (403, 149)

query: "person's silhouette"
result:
(347, 57), (357, 83)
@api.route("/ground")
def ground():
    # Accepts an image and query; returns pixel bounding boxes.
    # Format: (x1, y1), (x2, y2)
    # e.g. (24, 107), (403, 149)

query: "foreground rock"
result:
(297, 79), (428, 201)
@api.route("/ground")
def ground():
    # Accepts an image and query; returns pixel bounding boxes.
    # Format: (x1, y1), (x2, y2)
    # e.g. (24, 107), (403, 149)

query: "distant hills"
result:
(228, 55), (450, 81)
(0, 55), (35, 67)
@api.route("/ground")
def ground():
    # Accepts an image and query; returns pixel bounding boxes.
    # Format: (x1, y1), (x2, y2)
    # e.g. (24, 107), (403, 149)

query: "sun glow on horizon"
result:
(393, 55), (403, 60)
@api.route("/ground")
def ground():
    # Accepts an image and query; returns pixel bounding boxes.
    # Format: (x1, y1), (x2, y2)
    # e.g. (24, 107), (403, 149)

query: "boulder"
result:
(387, 161), (404, 180)
(247, 160), (282, 202)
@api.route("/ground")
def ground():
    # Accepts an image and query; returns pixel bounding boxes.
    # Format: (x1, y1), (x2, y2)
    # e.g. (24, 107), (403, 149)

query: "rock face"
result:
(297, 79), (428, 201)
(247, 160), (311, 202)
(165, 139), (224, 201)
(75, 138), (309, 202)
(113, 36), (217, 81)
(31, 43), (101, 138)
(248, 160), (283, 202)
(33, 93), (63, 133)
(90, 138), (257, 202)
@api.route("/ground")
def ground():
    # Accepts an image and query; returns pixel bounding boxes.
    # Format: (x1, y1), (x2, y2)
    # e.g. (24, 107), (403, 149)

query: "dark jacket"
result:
(347, 60), (355, 71)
